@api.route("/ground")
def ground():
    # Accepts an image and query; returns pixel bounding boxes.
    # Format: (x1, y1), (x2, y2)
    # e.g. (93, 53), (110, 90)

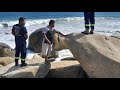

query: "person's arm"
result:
(23, 27), (28, 40)
(24, 33), (28, 40)
(54, 29), (67, 37)
(42, 28), (51, 45)
(43, 33), (51, 45)
(12, 29), (15, 36)
(12, 26), (16, 36)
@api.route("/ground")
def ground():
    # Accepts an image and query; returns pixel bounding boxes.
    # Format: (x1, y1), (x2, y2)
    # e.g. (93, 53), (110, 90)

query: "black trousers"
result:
(84, 12), (95, 29)
(15, 41), (27, 63)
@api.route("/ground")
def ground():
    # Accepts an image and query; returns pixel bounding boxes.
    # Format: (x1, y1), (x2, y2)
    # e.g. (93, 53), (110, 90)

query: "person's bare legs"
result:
(44, 54), (50, 63)
(45, 44), (52, 63)
(44, 55), (48, 62)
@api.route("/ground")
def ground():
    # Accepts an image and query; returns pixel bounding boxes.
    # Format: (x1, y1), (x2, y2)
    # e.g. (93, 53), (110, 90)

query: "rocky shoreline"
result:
(1, 28), (120, 78)
(0, 28), (87, 78)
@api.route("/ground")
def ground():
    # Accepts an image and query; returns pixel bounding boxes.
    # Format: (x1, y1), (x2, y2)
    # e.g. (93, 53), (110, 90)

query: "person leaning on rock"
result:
(41, 20), (67, 63)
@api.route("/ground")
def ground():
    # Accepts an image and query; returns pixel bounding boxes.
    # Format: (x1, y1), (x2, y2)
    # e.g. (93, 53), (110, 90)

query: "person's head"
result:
(19, 17), (26, 26)
(49, 20), (55, 28)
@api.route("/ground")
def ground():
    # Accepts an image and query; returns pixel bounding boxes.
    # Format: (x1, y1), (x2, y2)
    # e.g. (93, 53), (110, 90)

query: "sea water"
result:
(0, 12), (120, 59)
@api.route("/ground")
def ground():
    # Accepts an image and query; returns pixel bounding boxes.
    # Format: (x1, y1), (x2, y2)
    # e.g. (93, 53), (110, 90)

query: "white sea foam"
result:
(0, 17), (112, 27)
(0, 17), (120, 58)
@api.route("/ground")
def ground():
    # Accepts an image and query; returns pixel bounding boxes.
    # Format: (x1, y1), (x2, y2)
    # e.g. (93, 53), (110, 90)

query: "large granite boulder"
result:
(65, 33), (120, 78)
(28, 28), (43, 53)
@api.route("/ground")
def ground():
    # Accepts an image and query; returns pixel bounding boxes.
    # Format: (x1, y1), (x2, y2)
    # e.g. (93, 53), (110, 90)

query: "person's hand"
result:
(48, 41), (51, 45)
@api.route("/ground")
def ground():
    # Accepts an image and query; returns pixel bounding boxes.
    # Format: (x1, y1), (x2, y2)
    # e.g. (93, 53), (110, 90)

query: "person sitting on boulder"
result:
(41, 20), (67, 63)
(81, 12), (95, 35)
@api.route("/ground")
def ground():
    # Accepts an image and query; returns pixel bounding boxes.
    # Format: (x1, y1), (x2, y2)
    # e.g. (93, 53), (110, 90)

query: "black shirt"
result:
(44, 30), (55, 44)
(12, 24), (27, 43)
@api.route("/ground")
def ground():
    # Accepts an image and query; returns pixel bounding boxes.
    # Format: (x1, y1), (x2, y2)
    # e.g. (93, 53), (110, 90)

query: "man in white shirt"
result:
(41, 20), (67, 63)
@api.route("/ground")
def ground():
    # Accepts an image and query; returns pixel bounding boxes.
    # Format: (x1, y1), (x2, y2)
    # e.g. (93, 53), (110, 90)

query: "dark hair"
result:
(19, 17), (26, 22)
(49, 20), (55, 25)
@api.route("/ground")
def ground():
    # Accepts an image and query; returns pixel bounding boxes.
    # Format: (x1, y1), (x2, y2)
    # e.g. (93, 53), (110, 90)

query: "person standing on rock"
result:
(42, 20), (67, 63)
(81, 12), (95, 35)
(12, 17), (28, 67)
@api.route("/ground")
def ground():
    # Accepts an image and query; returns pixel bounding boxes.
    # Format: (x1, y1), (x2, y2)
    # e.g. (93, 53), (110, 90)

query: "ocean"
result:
(0, 12), (120, 49)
